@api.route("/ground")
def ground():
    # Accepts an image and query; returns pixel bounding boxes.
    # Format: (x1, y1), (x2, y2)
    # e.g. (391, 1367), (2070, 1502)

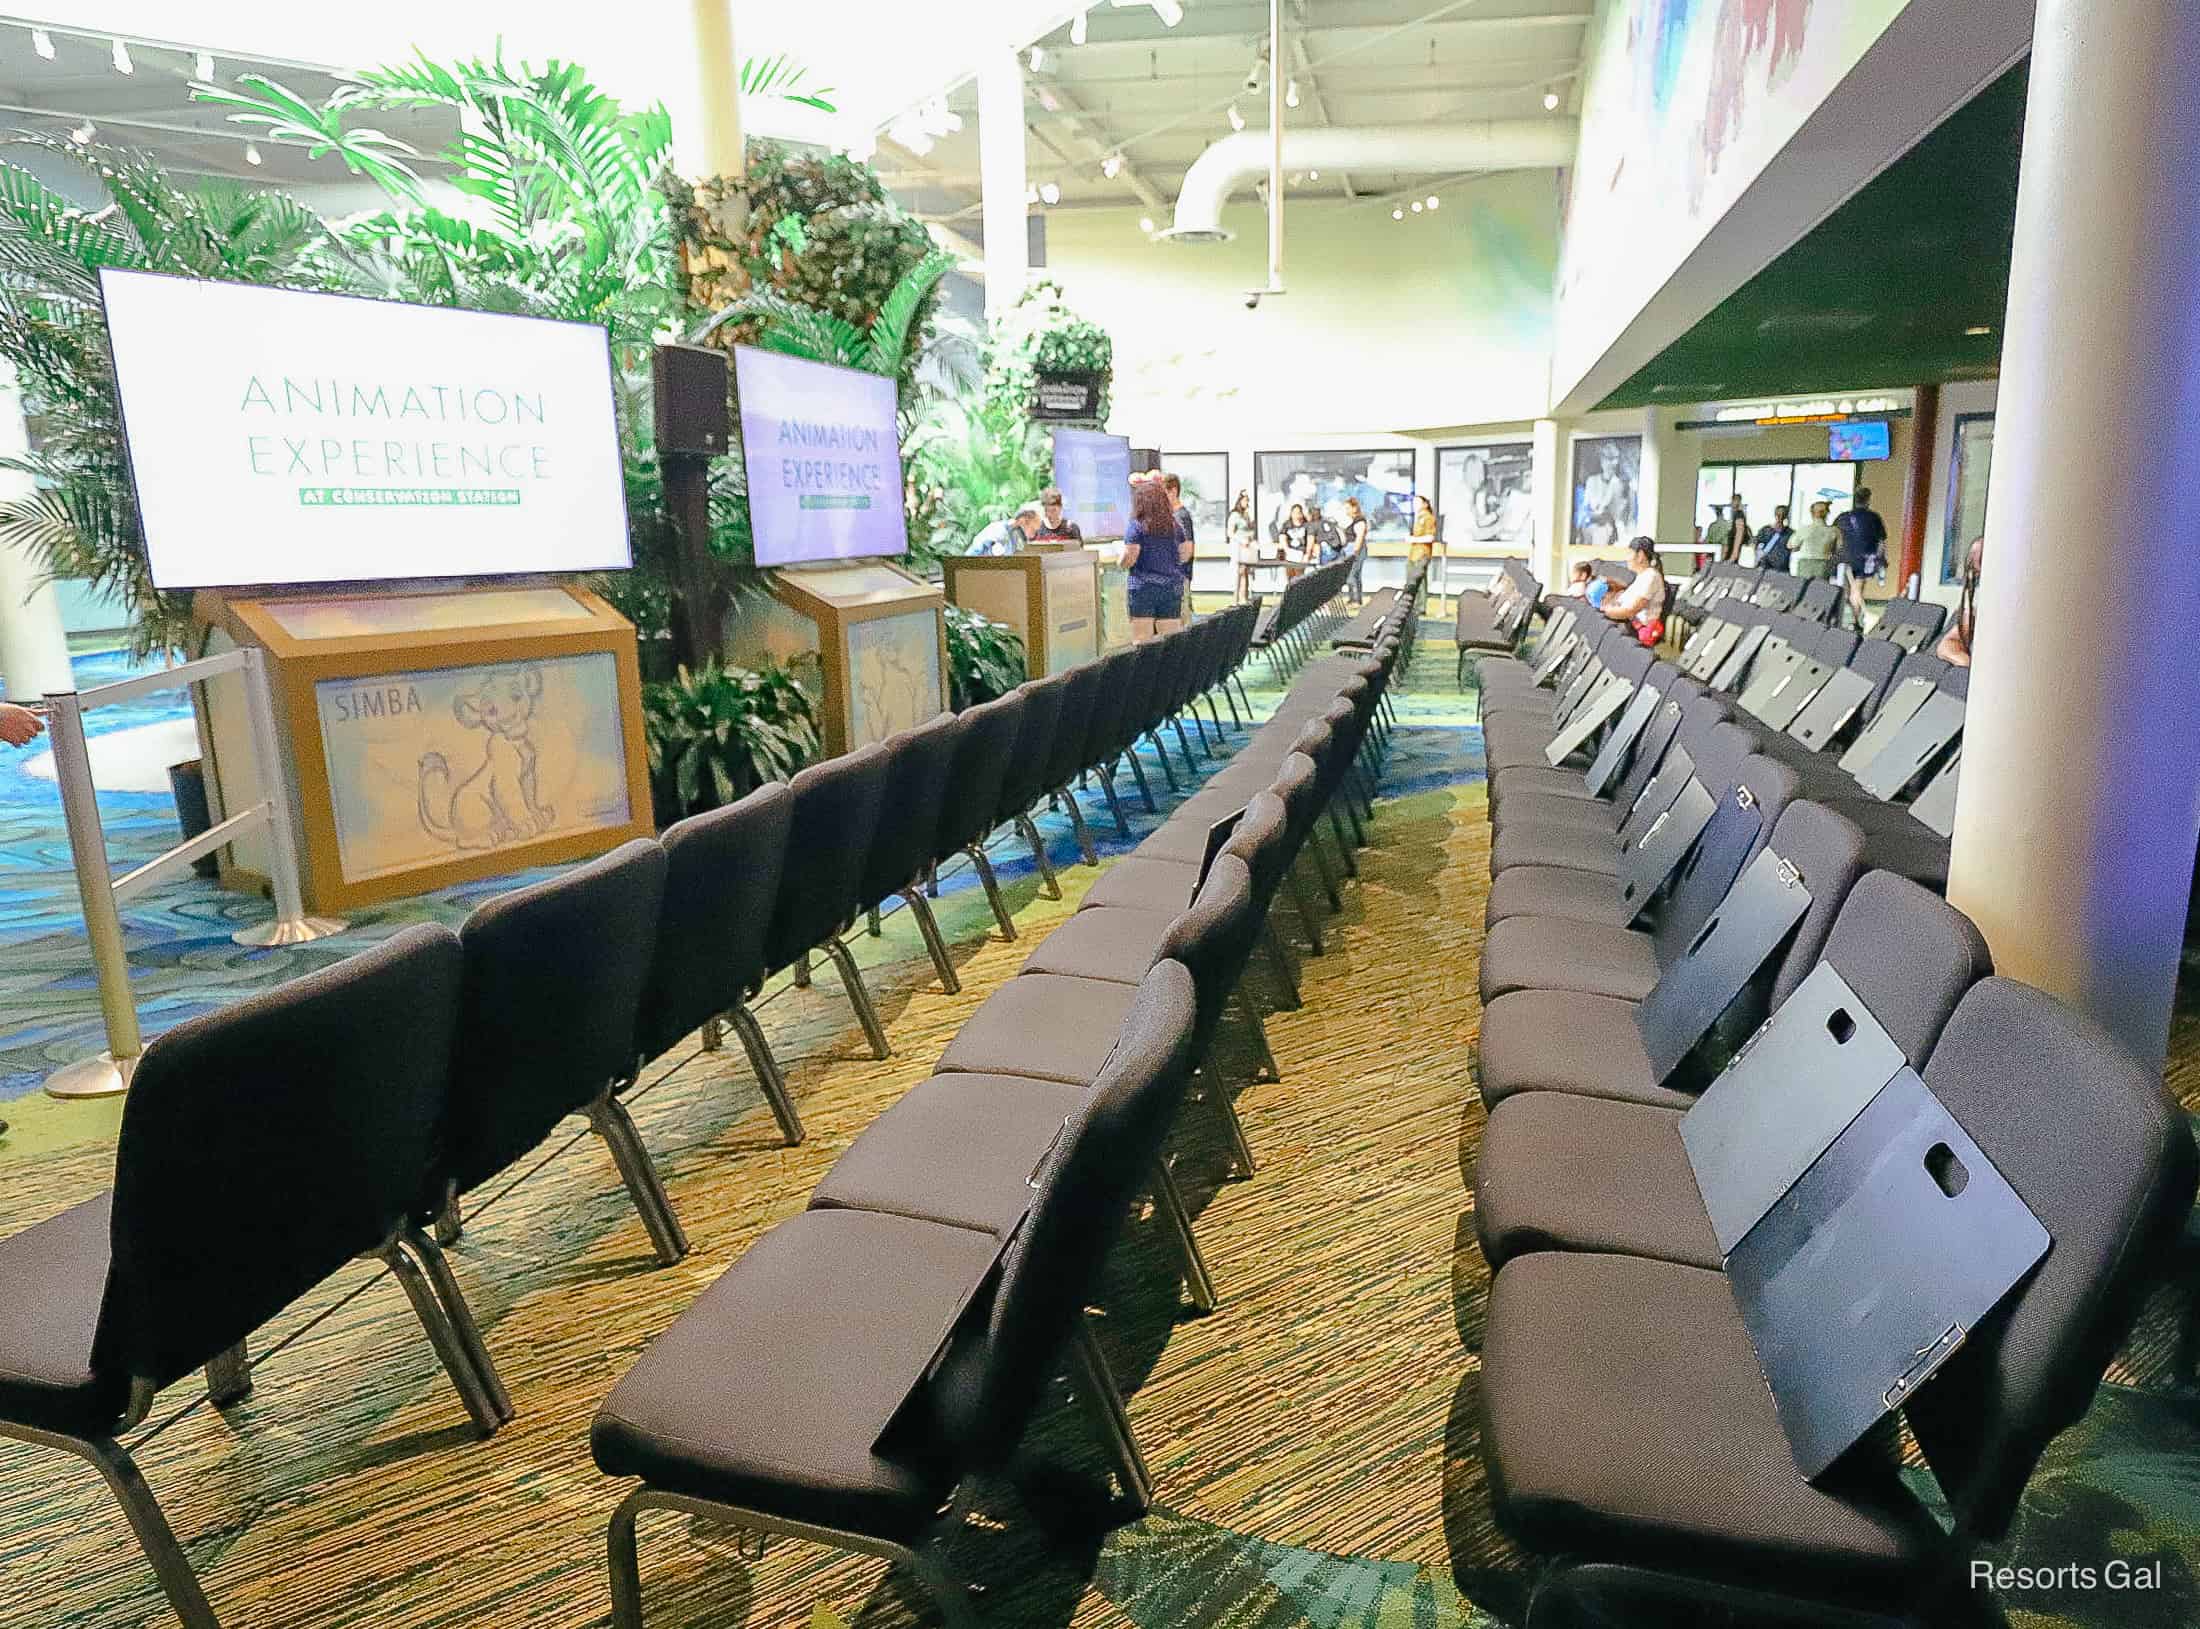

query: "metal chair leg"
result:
(1237, 998), (1281, 1084)
(1013, 812), (1061, 900)
(1099, 764), (1132, 834)
(822, 934), (891, 1060)
(1306, 830), (1344, 911)
(1232, 672), (1254, 719)
(900, 887), (961, 993)
(728, 1002), (805, 1145)
(1287, 868), (1327, 955)
(1199, 1048), (1258, 1177)
(1171, 714), (1200, 769)
(433, 1187), (464, 1247)
(586, 1089), (690, 1266)
(967, 844), (1018, 941)
(700, 1015), (725, 1053)
(1327, 806), (1360, 877)
(607, 1492), (647, 1629)
(1262, 921), (1302, 1007)
(1221, 679), (1244, 729)
(1058, 785), (1100, 865)
(379, 1234), (503, 1437)
(1069, 1319), (1154, 1514)
(866, 904), (882, 938)
(1189, 703), (1213, 753)
(1123, 749), (1159, 813)
(1150, 1158), (1218, 1314)
(792, 950), (812, 989)
(1143, 731), (1180, 792)
(205, 1342), (252, 1408)
(403, 1225), (515, 1424)
(30, 1430), (225, 1629)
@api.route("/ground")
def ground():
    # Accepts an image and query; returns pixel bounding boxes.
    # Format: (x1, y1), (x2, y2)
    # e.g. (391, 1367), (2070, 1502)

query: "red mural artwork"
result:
(1702, 0), (1815, 204)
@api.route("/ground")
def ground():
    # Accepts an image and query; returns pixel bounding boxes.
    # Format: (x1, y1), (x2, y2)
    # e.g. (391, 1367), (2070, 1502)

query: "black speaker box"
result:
(653, 344), (730, 457)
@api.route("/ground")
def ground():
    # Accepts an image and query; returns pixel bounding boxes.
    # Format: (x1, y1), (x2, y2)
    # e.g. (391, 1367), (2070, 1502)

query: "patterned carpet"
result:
(2, 610), (2200, 1628)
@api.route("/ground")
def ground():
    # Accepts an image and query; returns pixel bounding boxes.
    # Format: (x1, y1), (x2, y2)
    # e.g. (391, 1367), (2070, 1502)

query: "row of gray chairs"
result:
(1250, 556), (1357, 678)
(1466, 581), (2196, 1625)
(1455, 557), (1541, 683)
(0, 608), (1267, 1629)
(588, 583), (1424, 1626)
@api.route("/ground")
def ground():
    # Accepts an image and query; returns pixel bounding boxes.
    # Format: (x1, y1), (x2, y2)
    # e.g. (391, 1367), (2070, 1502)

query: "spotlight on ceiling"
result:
(1227, 103), (1245, 132)
(1101, 152), (1123, 179)
(1426, 195), (1440, 210)
(111, 37), (133, 74)
(1285, 78), (1299, 108)
(1039, 181), (1062, 205)
(1391, 207), (1404, 220)
(1138, 215), (1155, 234)
(1153, 0), (1185, 26)
(1028, 46), (1047, 72)
(1543, 89), (1561, 111)
(1411, 200), (1423, 213)
(245, 143), (263, 166)
(1070, 9), (1088, 45)
(196, 50), (215, 80)
(1307, 168), (1319, 179)
(30, 27), (53, 59)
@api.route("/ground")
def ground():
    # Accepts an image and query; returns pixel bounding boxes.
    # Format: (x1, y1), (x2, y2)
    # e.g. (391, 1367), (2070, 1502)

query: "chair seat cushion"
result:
(1079, 856), (1202, 914)
(810, 1073), (1089, 1233)
(1487, 762), (1602, 804)
(1019, 908), (1175, 983)
(1483, 866), (1632, 931)
(1130, 813), (1245, 867)
(1478, 918), (1660, 1007)
(934, 974), (1141, 1086)
(593, 1208), (985, 1539)
(1488, 790), (1622, 839)
(1481, 1252), (1945, 1594)
(1475, 989), (1691, 1111)
(1484, 735), (1585, 777)
(0, 1193), (127, 1436)
(1474, 1093), (1716, 1271)
(1488, 822), (1621, 878)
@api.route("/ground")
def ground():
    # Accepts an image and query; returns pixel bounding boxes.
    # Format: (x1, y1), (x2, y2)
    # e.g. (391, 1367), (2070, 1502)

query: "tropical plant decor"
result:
(943, 603), (1028, 709)
(641, 656), (820, 825)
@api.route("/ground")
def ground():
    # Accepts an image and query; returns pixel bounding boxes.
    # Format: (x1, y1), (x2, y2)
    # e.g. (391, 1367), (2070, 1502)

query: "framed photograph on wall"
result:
(1437, 441), (1535, 548)
(1571, 434), (1642, 553)
(1254, 448), (1416, 543)
(1160, 451), (1230, 555)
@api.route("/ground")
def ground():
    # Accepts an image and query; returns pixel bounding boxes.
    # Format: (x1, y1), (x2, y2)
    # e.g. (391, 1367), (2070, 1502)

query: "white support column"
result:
(1946, 0), (2200, 1066)
(977, 49), (1030, 318)
(1530, 418), (1570, 593)
(675, 0), (743, 179)
(1639, 405), (1696, 546)
(0, 368), (69, 700)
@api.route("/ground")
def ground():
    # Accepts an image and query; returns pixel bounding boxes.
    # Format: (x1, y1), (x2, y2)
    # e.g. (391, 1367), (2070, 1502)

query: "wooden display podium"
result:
(942, 550), (1101, 677)
(193, 583), (652, 913)
(737, 561), (949, 758)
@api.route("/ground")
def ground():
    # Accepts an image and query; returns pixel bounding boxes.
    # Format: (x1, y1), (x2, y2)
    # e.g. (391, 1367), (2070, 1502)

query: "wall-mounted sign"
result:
(1681, 393), (1912, 431)
(1030, 369), (1106, 421)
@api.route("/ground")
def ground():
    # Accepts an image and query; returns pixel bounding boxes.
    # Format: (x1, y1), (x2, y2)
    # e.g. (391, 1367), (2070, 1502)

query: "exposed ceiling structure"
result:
(873, 0), (1592, 234)
(1598, 60), (2025, 410)
(0, 16), (458, 197)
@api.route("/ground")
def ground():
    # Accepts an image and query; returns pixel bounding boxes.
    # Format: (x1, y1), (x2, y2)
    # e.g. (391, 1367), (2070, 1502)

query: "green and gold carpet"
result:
(4, 612), (2200, 1628)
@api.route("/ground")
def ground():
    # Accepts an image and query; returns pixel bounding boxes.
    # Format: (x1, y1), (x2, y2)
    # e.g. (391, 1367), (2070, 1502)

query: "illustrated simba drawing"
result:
(417, 665), (556, 850)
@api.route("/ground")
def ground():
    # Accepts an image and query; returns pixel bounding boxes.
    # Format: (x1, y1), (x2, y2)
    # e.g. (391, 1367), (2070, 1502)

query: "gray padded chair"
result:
(1479, 976), (2196, 1627)
(1474, 867), (1991, 1272)
(854, 712), (963, 992)
(436, 840), (681, 1270)
(640, 781), (804, 1145)
(759, 743), (894, 1063)
(593, 961), (1199, 1629)
(933, 689), (1028, 941)
(0, 926), (487, 1629)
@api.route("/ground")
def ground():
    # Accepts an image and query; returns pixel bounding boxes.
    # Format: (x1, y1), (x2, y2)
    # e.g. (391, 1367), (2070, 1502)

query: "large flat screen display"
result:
(1052, 429), (1132, 541)
(733, 346), (907, 566)
(100, 269), (630, 590)
(1828, 420), (1891, 462)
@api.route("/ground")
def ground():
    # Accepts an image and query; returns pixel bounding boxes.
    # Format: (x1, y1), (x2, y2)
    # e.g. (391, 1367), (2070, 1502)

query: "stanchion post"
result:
(231, 646), (346, 948)
(43, 689), (140, 1100)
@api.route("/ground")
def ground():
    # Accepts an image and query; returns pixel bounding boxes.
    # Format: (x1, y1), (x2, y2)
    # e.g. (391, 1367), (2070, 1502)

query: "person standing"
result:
(1409, 493), (1438, 566)
(1756, 504), (1795, 572)
(1703, 502), (1735, 562)
(1792, 499), (1839, 579)
(1342, 497), (1373, 607)
(1226, 489), (1257, 603)
(1726, 499), (1752, 564)
(1123, 477), (1186, 639)
(1835, 486), (1889, 629)
(1033, 487), (1083, 543)
(1161, 473), (1197, 605)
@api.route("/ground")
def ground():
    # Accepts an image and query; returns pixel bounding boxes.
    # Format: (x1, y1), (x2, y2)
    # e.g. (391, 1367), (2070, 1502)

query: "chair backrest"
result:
(445, 839), (668, 1196)
(1651, 750), (1801, 966)
(1220, 791), (1292, 911)
(1609, 672), (1699, 812)
(1152, 853), (1262, 1054)
(642, 781), (797, 1062)
(763, 742), (891, 973)
(935, 689), (1025, 864)
(1080, 646), (1141, 769)
(1905, 978), (2197, 1540)
(928, 958), (1200, 1463)
(1810, 622), (1860, 671)
(1843, 636), (1906, 725)
(1120, 638), (1173, 746)
(1040, 656), (1110, 794)
(1815, 869), (1992, 1065)
(96, 924), (465, 1393)
(856, 711), (958, 912)
(1937, 663), (1971, 702)
(997, 672), (1069, 818)
(1796, 577), (1841, 622)
(1268, 750), (1323, 853)
(1754, 802), (1870, 1011)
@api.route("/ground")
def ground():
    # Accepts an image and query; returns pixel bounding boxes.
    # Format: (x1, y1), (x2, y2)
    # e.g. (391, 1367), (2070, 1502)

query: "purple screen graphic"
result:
(735, 346), (908, 566)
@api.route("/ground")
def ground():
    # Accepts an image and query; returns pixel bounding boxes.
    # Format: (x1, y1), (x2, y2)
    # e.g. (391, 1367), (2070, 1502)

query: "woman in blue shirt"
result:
(1123, 475), (1189, 638)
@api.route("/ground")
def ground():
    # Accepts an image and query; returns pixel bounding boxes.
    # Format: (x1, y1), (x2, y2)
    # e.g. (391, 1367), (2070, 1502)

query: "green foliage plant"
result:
(641, 655), (820, 824)
(943, 603), (1027, 709)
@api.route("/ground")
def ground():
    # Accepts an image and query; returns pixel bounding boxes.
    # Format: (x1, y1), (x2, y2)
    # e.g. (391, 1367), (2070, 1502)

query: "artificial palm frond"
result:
(862, 250), (958, 378)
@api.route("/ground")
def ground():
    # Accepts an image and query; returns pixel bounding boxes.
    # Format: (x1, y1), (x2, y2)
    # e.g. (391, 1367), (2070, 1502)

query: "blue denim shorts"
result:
(1127, 578), (1183, 619)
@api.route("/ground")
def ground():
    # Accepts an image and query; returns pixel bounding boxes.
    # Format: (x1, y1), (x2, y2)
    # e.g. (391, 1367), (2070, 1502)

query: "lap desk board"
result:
(195, 584), (652, 913)
(1680, 968), (2051, 1479)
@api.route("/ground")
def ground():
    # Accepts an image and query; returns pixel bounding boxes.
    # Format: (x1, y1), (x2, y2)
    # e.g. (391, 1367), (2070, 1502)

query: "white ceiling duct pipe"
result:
(1159, 120), (1579, 243)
